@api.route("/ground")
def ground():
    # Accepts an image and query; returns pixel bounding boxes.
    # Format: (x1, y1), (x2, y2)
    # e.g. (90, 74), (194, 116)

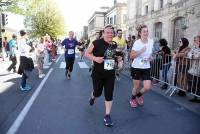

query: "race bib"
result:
(68, 49), (74, 54)
(104, 59), (115, 70)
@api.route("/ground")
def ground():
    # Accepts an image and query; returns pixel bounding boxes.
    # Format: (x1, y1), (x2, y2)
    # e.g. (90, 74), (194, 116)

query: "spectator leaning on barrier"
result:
(173, 37), (191, 96)
(151, 37), (161, 85)
(158, 38), (171, 89)
(187, 35), (200, 97)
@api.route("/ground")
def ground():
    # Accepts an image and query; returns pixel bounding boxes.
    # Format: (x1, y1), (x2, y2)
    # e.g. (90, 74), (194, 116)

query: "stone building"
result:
(127, 0), (200, 49)
(88, 1), (127, 40)
(105, 2), (127, 37)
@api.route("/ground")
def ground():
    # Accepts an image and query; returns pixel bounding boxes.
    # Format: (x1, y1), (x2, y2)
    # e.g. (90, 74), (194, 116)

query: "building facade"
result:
(105, 3), (127, 37)
(88, 11), (106, 40)
(88, 1), (127, 41)
(127, 0), (200, 49)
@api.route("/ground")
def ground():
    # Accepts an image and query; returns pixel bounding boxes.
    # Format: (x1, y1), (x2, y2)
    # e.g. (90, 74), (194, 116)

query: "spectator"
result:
(7, 34), (17, 72)
(18, 30), (34, 91)
(173, 37), (191, 96)
(36, 37), (45, 78)
(151, 38), (161, 85)
(187, 35), (200, 101)
(158, 38), (171, 89)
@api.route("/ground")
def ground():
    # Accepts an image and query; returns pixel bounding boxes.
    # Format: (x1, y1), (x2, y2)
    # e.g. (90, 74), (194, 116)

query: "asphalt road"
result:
(1, 55), (200, 134)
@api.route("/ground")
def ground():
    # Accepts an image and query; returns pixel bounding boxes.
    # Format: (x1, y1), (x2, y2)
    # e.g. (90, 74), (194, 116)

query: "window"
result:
(155, 22), (162, 40)
(110, 17), (113, 24)
(114, 15), (116, 25)
(123, 15), (127, 23)
(145, 5), (148, 15)
(160, 0), (164, 8)
(107, 17), (109, 24)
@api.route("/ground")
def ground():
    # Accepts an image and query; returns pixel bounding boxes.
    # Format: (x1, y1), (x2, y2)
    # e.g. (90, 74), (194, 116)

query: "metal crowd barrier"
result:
(122, 51), (200, 98)
(150, 53), (200, 97)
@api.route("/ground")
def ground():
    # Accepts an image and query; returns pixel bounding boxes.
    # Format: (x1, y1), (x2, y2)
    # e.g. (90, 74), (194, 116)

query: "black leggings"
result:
(65, 58), (75, 72)
(92, 71), (115, 101)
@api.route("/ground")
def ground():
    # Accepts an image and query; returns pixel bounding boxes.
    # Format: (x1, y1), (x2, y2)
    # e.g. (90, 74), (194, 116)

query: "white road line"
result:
(6, 68), (54, 134)
(78, 61), (89, 68)
(59, 62), (66, 68)
(75, 55), (79, 58)
(43, 65), (50, 69)
(56, 54), (62, 63)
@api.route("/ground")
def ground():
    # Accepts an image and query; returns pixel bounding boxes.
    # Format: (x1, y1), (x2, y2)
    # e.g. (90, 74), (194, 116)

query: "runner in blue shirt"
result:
(62, 31), (79, 79)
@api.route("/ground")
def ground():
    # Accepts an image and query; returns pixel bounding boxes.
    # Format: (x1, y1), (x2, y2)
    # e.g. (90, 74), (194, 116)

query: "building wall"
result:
(127, 0), (200, 48)
(88, 13), (105, 39)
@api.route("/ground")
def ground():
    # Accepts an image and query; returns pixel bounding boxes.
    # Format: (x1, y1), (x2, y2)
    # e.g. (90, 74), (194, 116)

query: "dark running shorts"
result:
(131, 68), (151, 80)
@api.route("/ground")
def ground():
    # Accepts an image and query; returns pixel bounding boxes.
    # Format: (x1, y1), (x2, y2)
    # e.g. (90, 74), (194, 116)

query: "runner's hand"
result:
(94, 57), (104, 63)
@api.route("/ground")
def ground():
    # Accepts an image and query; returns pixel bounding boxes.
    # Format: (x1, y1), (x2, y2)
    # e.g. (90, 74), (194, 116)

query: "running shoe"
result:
(130, 99), (137, 108)
(89, 96), (95, 106)
(104, 115), (113, 127)
(67, 74), (71, 80)
(20, 85), (32, 91)
(137, 96), (144, 106)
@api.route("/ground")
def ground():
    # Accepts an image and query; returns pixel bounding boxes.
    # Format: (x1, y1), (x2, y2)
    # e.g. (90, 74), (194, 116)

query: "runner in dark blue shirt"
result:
(61, 31), (79, 79)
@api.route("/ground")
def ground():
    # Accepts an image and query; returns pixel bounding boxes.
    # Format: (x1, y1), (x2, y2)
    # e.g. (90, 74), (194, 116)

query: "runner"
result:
(88, 31), (101, 72)
(112, 29), (127, 81)
(129, 25), (153, 108)
(85, 25), (117, 127)
(61, 31), (79, 79)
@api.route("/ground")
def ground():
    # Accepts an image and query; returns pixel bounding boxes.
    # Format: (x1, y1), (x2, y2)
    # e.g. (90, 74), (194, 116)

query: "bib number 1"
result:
(68, 49), (74, 54)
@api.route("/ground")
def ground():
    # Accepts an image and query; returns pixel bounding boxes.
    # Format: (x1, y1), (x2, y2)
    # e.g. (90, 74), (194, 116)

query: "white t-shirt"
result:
(36, 43), (45, 56)
(131, 39), (153, 69)
(18, 38), (31, 57)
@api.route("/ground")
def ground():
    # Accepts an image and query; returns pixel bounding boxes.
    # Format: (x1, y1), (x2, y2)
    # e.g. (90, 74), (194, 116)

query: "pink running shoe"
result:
(137, 96), (144, 106)
(130, 99), (137, 108)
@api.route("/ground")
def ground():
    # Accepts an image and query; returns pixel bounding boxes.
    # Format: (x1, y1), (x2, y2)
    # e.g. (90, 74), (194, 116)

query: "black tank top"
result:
(92, 38), (117, 72)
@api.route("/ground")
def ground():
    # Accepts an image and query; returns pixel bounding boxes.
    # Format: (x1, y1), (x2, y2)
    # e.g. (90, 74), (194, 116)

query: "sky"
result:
(55, 0), (126, 32)
(6, 0), (126, 33)
(6, 13), (25, 31)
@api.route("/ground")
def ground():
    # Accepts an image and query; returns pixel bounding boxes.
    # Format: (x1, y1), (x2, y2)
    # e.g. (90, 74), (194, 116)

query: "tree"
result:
(0, 0), (44, 15)
(24, 0), (66, 39)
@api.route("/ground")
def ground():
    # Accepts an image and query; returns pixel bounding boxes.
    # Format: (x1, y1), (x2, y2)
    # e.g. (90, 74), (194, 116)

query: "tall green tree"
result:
(24, 0), (66, 39)
(0, 0), (43, 15)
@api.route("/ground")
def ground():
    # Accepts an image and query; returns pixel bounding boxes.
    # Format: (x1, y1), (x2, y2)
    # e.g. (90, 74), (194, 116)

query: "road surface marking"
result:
(78, 61), (89, 68)
(6, 68), (54, 134)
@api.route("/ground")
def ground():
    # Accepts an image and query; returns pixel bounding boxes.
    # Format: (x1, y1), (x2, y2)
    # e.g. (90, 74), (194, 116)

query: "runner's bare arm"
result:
(85, 44), (104, 63)
(130, 46), (146, 59)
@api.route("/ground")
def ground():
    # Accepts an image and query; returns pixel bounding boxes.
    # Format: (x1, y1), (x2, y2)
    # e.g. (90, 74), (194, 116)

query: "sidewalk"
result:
(122, 62), (200, 116)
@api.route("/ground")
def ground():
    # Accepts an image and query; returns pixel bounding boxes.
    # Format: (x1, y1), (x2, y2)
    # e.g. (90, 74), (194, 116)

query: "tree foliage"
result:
(24, 0), (66, 39)
(1, 0), (66, 39)
(0, 0), (44, 15)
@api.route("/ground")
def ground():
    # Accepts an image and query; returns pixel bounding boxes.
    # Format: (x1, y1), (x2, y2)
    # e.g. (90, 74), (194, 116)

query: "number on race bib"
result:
(104, 59), (115, 70)
(68, 49), (74, 54)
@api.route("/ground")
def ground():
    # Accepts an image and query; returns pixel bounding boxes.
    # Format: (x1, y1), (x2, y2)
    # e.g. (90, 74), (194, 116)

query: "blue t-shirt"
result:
(9, 39), (17, 56)
(62, 38), (79, 58)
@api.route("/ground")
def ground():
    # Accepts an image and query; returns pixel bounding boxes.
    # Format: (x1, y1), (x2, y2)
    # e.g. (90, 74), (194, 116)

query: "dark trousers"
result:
(162, 63), (171, 82)
(21, 73), (27, 88)
(8, 56), (17, 71)
(65, 58), (75, 72)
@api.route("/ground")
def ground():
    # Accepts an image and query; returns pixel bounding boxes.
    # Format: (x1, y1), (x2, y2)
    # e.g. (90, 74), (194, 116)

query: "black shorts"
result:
(91, 70), (115, 101)
(131, 68), (151, 80)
